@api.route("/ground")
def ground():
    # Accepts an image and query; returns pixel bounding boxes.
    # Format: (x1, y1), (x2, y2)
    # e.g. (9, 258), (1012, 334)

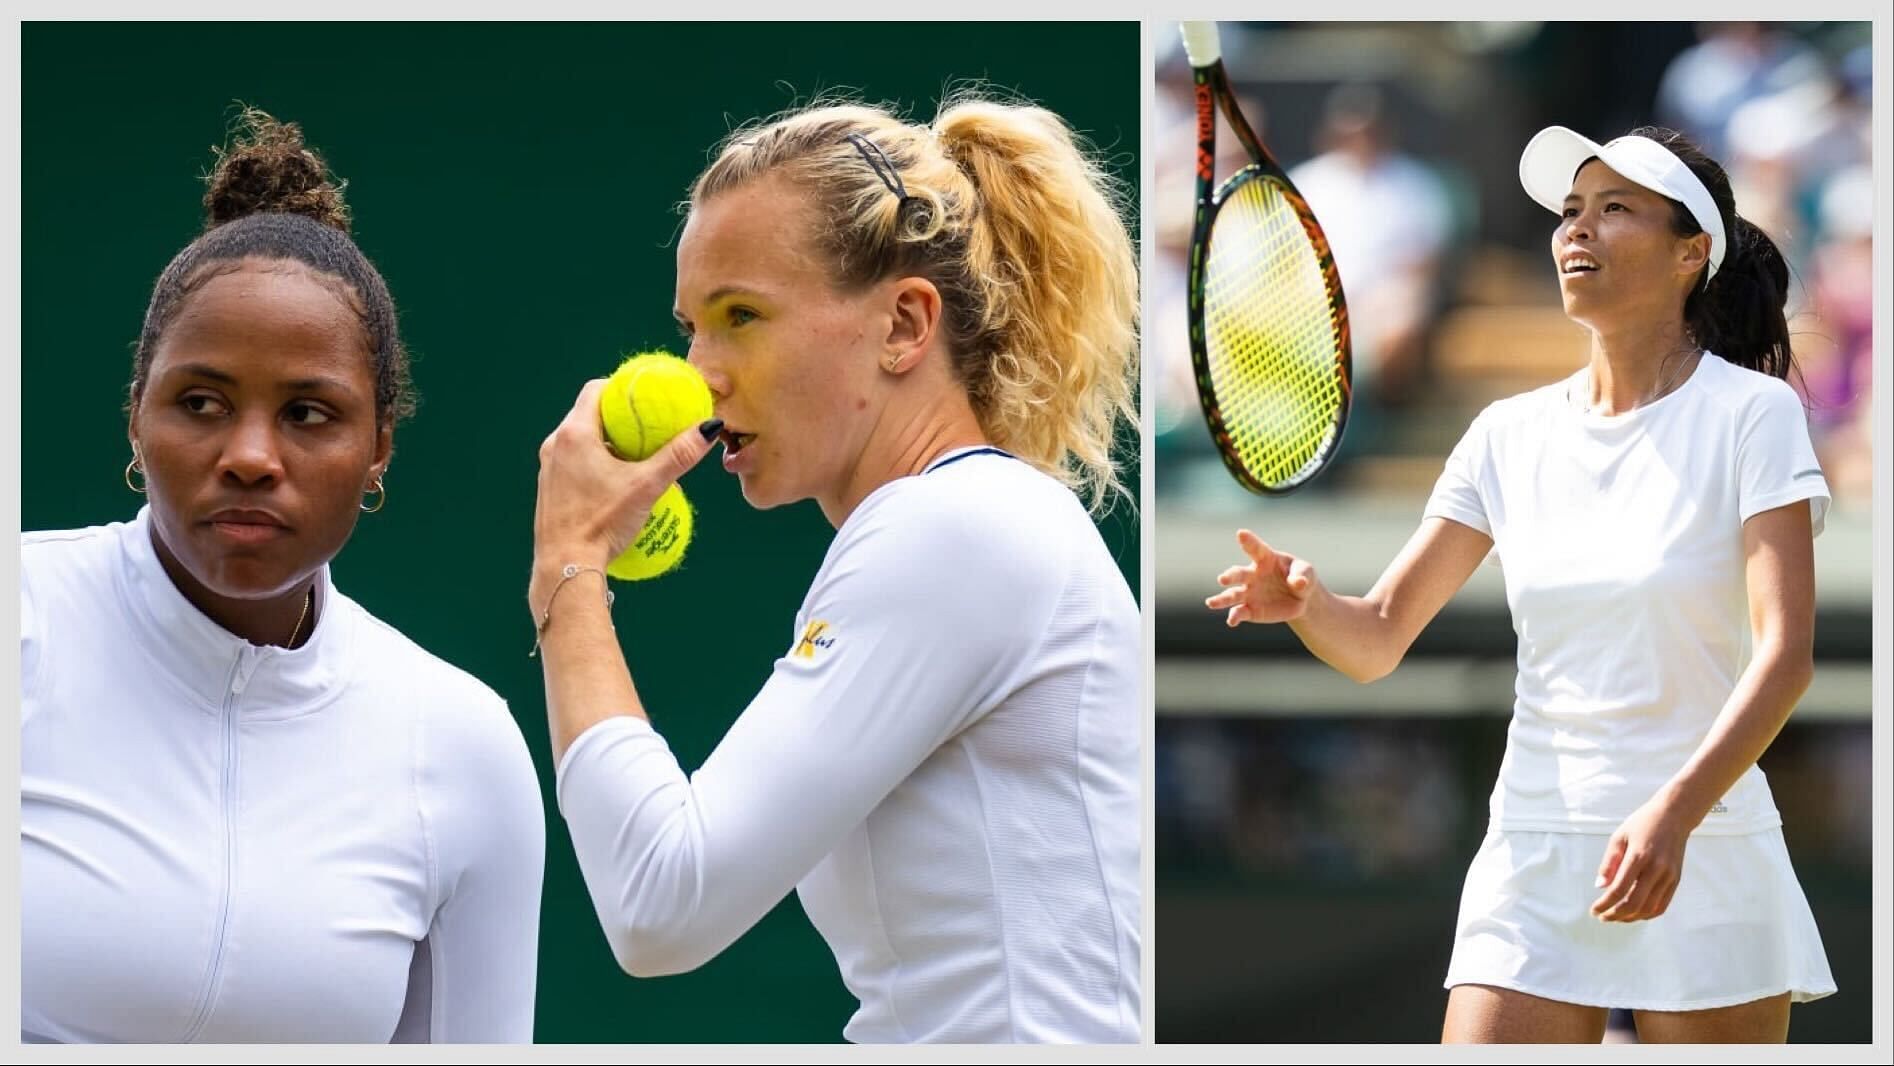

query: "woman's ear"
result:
(882, 276), (943, 375)
(370, 421), (394, 482)
(1676, 230), (1712, 279)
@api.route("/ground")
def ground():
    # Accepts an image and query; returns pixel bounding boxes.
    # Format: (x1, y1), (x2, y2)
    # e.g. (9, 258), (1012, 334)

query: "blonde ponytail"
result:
(691, 92), (1139, 512)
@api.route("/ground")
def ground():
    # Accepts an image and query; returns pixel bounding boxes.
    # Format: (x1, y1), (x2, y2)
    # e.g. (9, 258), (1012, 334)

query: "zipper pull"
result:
(231, 646), (261, 695)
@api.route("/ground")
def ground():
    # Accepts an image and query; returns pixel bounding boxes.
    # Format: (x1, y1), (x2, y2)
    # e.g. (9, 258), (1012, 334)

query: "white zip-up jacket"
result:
(20, 508), (545, 1043)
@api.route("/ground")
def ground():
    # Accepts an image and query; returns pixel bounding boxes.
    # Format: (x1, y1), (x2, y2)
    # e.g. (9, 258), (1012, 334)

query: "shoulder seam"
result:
(20, 529), (111, 549)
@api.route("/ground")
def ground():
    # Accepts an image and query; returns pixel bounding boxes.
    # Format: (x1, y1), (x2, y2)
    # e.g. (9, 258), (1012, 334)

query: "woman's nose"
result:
(686, 342), (732, 398)
(217, 414), (286, 487)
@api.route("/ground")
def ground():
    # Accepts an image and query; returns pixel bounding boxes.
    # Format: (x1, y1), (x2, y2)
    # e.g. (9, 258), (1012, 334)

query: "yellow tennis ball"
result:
(608, 483), (693, 581)
(600, 351), (714, 461)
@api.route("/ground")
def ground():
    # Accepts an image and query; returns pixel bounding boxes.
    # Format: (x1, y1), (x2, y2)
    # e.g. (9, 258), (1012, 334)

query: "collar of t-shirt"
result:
(922, 445), (1014, 476)
(119, 505), (353, 717)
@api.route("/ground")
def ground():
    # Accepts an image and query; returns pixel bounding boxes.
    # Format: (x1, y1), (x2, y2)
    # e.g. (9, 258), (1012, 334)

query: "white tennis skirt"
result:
(1444, 828), (1837, 1011)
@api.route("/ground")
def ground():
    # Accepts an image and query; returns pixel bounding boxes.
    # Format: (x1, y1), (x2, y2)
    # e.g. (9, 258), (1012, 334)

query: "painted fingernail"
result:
(698, 419), (725, 441)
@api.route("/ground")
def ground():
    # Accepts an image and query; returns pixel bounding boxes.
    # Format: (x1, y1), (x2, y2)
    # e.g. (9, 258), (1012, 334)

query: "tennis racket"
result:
(1181, 20), (1352, 495)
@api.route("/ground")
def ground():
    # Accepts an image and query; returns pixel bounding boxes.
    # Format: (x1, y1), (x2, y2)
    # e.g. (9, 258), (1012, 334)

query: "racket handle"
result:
(1179, 21), (1222, 68)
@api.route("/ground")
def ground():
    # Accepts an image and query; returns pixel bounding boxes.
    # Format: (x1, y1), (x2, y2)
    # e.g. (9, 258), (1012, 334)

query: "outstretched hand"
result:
(1204, 529), (1318, 628)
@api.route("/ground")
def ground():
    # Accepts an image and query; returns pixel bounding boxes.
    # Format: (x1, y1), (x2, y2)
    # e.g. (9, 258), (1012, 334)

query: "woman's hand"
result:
(529, 379), (718, 618)
(1591, 795), (1697, 922)
(1204, 529), (1318, 627)
(1587, 501), (1820, 924)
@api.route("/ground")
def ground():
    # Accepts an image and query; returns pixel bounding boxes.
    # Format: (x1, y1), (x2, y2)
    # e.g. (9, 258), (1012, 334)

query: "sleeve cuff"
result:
(1422, 503), (1493, 539)
(1742, 485), (1831, 539)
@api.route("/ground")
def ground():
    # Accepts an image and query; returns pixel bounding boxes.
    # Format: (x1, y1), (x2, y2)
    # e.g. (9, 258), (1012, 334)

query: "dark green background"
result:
(21, 22), (1141, 1043)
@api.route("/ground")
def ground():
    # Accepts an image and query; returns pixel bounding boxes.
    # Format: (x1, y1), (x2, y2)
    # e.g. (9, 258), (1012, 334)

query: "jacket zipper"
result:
(180, 645), (258, 1041)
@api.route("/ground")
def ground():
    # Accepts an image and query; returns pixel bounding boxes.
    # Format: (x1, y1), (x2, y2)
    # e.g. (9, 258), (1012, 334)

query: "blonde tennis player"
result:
(1208, 124), (1834, 1043)
(529, 95), (1141, 1044)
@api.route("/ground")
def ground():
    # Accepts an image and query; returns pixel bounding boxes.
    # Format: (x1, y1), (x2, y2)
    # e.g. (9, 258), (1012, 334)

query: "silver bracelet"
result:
(529, 564), (614, 658)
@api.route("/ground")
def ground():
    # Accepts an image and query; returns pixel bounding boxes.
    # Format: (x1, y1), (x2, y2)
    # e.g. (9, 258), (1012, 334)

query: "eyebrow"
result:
(1564, 187), (1642, 204)
(674, 286), (769, 323)
(702, 285), (768, 308)
(166, 361), (357, 394)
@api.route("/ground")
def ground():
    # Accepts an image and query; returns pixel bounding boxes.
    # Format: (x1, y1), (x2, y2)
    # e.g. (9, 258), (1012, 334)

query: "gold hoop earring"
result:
(124, 451), (147, 494)
(361, 477), (386, 513)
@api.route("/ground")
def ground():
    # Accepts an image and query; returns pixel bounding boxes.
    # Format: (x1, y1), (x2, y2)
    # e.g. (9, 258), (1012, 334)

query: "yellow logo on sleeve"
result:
(794, 620), (836, 659)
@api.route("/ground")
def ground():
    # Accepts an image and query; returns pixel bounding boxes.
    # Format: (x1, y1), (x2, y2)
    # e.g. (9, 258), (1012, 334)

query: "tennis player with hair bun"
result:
(20, 111), (544, 1043)
(1208, 124), (1835, 1043)
(530, 94), (1141, 1044)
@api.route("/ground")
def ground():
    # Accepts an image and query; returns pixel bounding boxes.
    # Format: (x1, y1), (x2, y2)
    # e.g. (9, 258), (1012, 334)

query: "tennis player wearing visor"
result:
(1207, 124), (1835, 1042)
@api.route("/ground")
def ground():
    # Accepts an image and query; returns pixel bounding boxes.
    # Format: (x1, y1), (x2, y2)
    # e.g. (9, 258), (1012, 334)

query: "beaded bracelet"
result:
(529, 564), (614, 658)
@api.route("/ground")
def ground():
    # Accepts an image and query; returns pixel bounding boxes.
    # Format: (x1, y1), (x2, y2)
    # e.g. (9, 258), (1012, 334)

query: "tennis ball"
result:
(608, 483), (693, 581)
(600, 351), (714, 461)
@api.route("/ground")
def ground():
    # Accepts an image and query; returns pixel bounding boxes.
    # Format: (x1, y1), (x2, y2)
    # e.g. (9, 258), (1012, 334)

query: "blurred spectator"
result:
(1655, 22), (1826, 158)
(1724, 66), (1869, 273)
(1798, 163), (1873, 507)
(1289, 83), (1454, 411)
(1672, 24), (1870, 508)
(1159, 719), (1246, 858)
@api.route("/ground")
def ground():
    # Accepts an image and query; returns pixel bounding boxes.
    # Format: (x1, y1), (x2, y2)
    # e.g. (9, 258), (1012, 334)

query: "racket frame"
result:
(1184, 32), (1354, 496)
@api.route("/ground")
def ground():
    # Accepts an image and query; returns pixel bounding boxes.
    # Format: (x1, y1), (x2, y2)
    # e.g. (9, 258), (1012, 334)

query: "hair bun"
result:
(203, 107), (351, 234)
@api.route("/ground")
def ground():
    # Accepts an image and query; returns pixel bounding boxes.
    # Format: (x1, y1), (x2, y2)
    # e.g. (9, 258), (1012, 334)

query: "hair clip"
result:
(845, 132), (912, 208)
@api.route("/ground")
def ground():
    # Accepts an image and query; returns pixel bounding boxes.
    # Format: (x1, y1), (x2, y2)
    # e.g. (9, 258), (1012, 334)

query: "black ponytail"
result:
(1624, 126), (1796, 381)
(1685, 215), (1795, 379)
(1689, 214), (1787, 382)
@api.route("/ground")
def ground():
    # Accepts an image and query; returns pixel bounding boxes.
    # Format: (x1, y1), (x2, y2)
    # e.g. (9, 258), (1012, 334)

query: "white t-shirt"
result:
(556, 448), (1142, 1043)
(1424, 354), (1829, 835)
(20, 508), (545, 1043)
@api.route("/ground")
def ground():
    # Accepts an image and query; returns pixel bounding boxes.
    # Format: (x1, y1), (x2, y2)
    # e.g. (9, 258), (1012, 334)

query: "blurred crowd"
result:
(1158, 718), (1473, 882)
(1157, 716), (1871, 885)
(1154, 21), (1873, 507)
(1665, 23), (1876, 504)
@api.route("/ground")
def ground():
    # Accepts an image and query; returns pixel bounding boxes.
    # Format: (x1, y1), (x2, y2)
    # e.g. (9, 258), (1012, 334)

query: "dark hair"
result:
(1622, 125), (1796, 381)
(129, 107), (414, 425)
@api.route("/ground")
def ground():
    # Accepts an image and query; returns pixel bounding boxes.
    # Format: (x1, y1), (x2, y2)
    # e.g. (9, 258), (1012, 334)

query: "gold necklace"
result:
(286, 588), (313, 648)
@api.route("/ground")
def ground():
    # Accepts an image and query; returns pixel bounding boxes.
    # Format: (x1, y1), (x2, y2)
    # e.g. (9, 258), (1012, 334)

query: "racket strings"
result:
(1200, 176), (1346, 488)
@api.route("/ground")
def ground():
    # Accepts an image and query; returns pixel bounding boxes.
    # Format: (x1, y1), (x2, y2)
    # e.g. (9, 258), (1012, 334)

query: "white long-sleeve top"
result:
(20, 508), (545, 1043)
(556, 448), (1142, 1043)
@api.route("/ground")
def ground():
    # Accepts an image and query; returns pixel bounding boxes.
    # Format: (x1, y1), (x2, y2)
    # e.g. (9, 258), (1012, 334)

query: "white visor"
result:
(1519, 125), (1726, 282)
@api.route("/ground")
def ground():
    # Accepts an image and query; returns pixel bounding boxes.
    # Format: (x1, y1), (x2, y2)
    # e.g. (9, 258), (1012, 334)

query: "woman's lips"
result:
(719, 429), (756, 474)
(205, 509), (290, 546)
(208, 520), (289, 546)
(721, 436), (755, 474)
